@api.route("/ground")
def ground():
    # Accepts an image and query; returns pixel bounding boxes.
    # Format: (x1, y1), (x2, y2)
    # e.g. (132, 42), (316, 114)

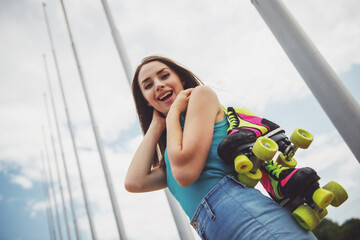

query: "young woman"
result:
(125, 56), (316, 239)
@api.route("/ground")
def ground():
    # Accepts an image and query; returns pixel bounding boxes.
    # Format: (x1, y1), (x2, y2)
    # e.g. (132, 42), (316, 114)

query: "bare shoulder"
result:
(189, 86), (224, 122)
(191, 85), (217, 97)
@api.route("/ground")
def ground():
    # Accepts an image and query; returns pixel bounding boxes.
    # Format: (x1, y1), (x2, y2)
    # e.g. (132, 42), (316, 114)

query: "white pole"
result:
(41, 150), (57, 240)
(251, 0), (360, 163)
(44, 93), (73, 240)
(41, 3), (98, 239)
(100, 0), (132, 85)
(100, 1), (195, 239)
(164, 189), (196, 239)
(56, 1), (127, 238)
(43, 54), (81, 240)
(42, 125), (64, 240)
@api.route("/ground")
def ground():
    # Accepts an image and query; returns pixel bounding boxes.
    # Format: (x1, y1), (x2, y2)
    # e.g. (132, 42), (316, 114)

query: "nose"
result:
(155, 79), (165, 91)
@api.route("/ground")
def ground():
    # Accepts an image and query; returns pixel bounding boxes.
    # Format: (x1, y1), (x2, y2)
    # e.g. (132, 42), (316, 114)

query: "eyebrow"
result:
(141, 68), (168, 85)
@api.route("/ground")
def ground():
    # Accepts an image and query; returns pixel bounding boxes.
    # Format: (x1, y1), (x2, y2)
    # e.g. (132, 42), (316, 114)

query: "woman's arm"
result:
(166, 86), (223, 187)
(125, 110), (167, 193)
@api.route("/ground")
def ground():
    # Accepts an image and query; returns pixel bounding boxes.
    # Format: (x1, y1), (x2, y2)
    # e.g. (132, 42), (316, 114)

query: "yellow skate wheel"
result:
(276, 153), (297, 168)
(290, 128), (313, 149)
(234, 155), (253, 173)
(323, 181), (348, 207)
(252, 137), (278, 161)
(317, 208), (328, 219)
(313, 188), (334, 209)
(237, 169), (262, 188)
(292, 205), (320, 231)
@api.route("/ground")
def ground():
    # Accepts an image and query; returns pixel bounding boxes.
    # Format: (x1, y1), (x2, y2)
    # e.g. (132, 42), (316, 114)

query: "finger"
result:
(181, 88), (193, 97)
(185, 88), (193, 93)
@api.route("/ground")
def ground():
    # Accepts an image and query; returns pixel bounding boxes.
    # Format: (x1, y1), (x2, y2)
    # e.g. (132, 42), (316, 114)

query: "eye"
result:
(161, 73), (170, 80)
(144, 83), (153, 89)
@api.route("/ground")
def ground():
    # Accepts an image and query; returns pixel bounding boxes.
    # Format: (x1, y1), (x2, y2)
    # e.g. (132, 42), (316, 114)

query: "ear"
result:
(181, 80), (186, 87)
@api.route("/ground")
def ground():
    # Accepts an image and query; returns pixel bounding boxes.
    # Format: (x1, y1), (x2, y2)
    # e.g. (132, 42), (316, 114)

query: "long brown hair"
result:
(132, 56), (203, 167)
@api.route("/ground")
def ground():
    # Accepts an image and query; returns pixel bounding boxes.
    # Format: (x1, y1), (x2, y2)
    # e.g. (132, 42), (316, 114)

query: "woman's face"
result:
(138, 61), (185, 115)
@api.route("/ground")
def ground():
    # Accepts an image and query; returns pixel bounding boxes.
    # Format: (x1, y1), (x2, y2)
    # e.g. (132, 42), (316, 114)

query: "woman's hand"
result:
(169, 88), (194, 115)
(150, 109), (166, 133)
(125, 108), (167, 193)
(166, 86), (221, 187)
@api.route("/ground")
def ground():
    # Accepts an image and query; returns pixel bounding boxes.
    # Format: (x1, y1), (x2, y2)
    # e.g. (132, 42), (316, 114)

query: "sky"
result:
(0, 0), (359, 239)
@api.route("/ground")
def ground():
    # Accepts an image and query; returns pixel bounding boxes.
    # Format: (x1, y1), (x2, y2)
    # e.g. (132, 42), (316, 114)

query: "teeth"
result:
(159, 92), (172, 101)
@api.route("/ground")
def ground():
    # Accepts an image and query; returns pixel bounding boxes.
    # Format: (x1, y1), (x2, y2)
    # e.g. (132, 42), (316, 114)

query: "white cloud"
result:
(10, 175), (33, 189)
(0, 0), (359, 238)
(30, 200), (47, 218)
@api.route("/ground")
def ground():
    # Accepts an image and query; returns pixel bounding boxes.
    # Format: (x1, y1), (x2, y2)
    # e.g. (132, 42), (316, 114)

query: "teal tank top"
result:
(164, 114), (234, 219)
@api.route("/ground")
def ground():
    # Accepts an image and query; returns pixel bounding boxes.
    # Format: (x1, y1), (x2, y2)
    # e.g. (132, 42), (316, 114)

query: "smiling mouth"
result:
(158, 91), (173, 101)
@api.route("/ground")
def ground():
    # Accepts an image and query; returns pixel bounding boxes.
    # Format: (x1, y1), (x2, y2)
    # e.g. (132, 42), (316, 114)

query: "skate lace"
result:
(227, 108), (239, 133)
(265, 160), (289, 179)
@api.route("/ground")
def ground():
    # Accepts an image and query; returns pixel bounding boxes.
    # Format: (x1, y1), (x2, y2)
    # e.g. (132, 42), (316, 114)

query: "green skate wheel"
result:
(290, 128), (313, 149)
(252, 137), (278, 161)
(234, 155), (253, 173)
(237, 169), (262, 188)
(317, 208), (328, 219)
(323, 181), (348, 207)
(292, 205), (320, 231)
(276, 153), (297, 168)
(313, 188), (334, 209)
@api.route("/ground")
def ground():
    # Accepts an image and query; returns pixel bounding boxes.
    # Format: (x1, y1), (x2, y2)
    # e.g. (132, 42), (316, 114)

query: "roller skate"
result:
(217, 106), (348, 231)
(218, 107), (281, 187)
(260, 160), (348, 231)
(264, 127), (314, 168)
(259, 125), (348, 230)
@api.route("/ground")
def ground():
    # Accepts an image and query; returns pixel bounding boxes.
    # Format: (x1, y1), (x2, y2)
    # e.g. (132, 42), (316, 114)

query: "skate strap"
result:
(263, 128), (285, 138)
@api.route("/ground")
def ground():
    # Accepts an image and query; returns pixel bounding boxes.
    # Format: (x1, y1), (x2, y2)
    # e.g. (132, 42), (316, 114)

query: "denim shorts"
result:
(190, 173), (317, 240)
